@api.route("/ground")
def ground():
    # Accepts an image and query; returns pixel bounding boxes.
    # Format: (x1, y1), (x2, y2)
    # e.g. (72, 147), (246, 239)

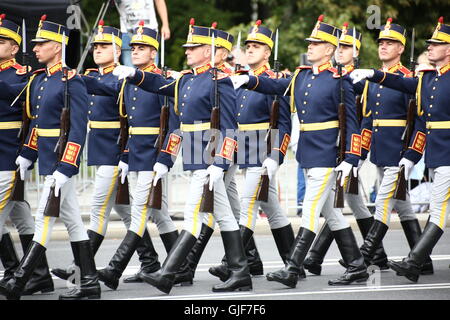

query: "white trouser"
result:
(128, 171), (176, 237)
(33, 175), (89, 247)
(345, 175), (373, 220)
(301, 167), (349, 233)
(0, 171), (35, 240)
(238, 166), (290, 231)
(89, 165), (132, 236)
(184, 169), (238, 238)
(428, 166), (450, 230)
(374, 166), (416, 225)
(203, 164), (241, 229)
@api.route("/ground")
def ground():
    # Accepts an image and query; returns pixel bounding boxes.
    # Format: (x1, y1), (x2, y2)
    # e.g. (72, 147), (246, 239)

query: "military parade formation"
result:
(0, 10), (449, 300)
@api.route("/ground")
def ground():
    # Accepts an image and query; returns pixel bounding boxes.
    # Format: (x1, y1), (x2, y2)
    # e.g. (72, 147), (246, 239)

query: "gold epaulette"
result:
(13, 63), (31, 75)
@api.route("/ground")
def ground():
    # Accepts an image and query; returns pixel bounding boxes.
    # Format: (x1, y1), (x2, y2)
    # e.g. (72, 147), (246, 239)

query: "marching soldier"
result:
(346, 18), (433, 274)
(0, 13), (54, 295)
(351, 16), (450, 283)
(113, 19), (252, 294)
(231, 15), (368, 288)
(79, 22), (179, 290)
(0, 15), (100, 300)
(303, 23), (389, 275)
(209, 20), (303, 283)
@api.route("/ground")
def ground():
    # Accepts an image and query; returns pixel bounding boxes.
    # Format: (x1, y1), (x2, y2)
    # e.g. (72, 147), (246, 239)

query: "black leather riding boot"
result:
(359, 220), (389, 265)
(174, 224), (213, 285)
(400, 219), (434, 275)
(266, 227), (315, 288)
(212, 230), (252, 292)
(0, 241), (46, 300)
(139, 230), (197, 294)
(0, 233), (20, 285)
(303, 223), (334, 275)
(328, 227), (369, 285)
(59, 240), (101, 300)
(19, 234), (54, 295)
(389, 222), (442, 283)
(98, 230), (141, 290)
(123, 229), (161, 283)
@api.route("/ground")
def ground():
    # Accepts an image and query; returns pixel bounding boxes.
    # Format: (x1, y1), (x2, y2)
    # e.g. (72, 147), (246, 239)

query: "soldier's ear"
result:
(11, 43), (19, 56)
(150, 47), (157, 60)
(398, 43), (405, 55)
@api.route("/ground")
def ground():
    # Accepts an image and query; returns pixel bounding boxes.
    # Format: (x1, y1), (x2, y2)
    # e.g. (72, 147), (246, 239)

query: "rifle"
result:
(257, 29), (280, 202)
(334, 59), (347, 208)
(11, 19), (30, 202)
(148, 35), (169, 209)
(346, 26), (359, 195)
(112, 33), (131, 205)
(199, 35), (220, 214)
(44, 32), (70, 217)
(394, 28), (416, 201)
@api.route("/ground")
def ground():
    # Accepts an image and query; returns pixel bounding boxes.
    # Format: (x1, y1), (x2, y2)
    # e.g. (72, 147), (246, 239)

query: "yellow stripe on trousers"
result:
(309, 168), (333, 231)
(381, 174), (399, 224)
(246, 177), (262, 229)
(137, 200), (150, 237)
(191, 197), (203, 236)
(0, 172), (15, 212)
(207, 213), (214, 228)
(97, 167), (119, 235)
(439, 187), (450, 229)
(39, 216), (51, 246)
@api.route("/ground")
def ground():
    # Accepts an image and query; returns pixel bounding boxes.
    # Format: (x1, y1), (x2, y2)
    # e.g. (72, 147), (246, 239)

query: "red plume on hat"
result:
(318, 14), (324, 22)
(211, 22), (217, 29)
(38, 14), (47, 28)
(190, 18), (195, 25)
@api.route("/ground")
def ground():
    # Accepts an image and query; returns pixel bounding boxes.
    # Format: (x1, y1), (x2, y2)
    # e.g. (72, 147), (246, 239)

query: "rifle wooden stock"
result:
(394, 98), (416, 200)
(355, 95), (363, 124)
(44, 103), (70, 218)
(334, 102), (347, 208)
(115, 116), (130, 205)
(11, 104), (31, 202)
(334, 172), (345, 208)
(258, 98), (280, 202)
(147, 178), (162, 210)
(346, 169), (359, 195)
(199, 177), (214, 213)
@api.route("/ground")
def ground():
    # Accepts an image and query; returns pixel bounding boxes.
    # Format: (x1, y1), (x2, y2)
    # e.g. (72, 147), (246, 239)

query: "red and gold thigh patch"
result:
(216, 137), (237, 161)
(361, 129), (372, 151)
(161, 133), (181, 156)
(410, 131), (426, 154)
(274, 133), (291, 156)
(24, 128), (38, 150)
(61, 142), (81, 167)
(346, 134), (362, 156)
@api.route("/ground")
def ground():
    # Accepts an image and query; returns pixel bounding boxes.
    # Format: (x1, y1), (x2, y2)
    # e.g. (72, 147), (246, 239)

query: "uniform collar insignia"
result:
(101, 64), (116, 75)
(252, 63), (270, 76)
(142, 63), (158, 73)
(0, 58), (16, 72)
(345, 64), (355, 73)
(382, 61), (402, 73)
(438, 62), (450, 76)
(193, 63), (212, 75)
(217, 62), (233, 75)
(313, 61), (332, 74)
(47, 62), (62, 76)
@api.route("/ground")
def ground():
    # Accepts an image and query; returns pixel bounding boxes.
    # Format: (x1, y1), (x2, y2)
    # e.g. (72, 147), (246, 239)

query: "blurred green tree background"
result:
(81, 0), (450, 70)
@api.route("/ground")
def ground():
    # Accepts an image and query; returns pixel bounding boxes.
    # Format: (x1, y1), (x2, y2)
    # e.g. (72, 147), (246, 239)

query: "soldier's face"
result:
(93, 43), (120, 66)
(427, 43), (450, 64)
(336, 44), (356, 65)
(378, 40), (404, 62)
(245, 42), (271, 66)
(185, 45), (211, 67)
(33, 41), (61, 64)
(131, 44), (157, 67)
(214, 47), (228, 65)
(307, 42), (334, 63)
(0, 38), (19, 61)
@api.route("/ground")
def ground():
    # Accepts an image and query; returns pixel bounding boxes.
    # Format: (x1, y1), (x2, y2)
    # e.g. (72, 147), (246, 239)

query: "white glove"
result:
(350, 69), (375, 84)
(168, 70), (182, 80)
(113, 65), (136, 80)
(206, 165), (224, 191)
(399, 158), (415, 180)
(52, 170), (69, 197)
(262, 158), (279, 180)
(229, 75), (249, 90)
(334, 161), (353, 186)
(118, 161), (129, 184)
(15, 156), (32, 181)
(357, 159), (364, 170)
(153, 162), (169, 186)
